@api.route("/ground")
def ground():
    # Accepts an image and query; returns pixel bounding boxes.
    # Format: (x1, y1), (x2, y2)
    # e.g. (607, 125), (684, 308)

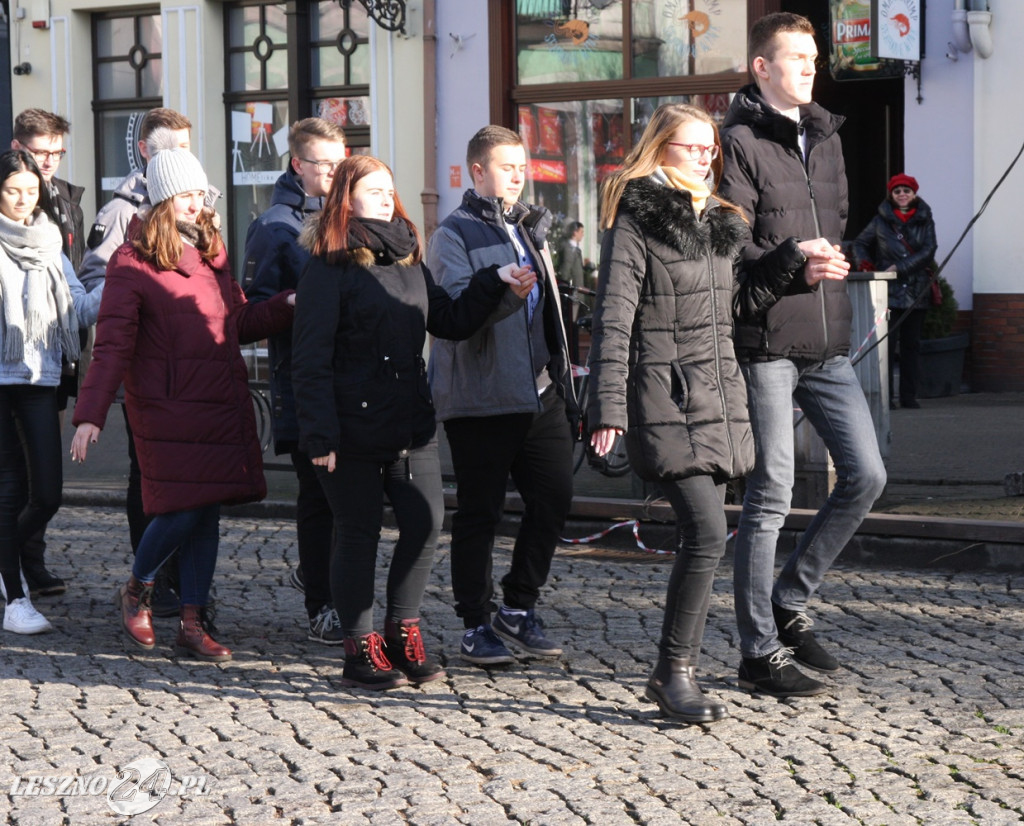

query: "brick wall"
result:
(971, 295), (1024, 391)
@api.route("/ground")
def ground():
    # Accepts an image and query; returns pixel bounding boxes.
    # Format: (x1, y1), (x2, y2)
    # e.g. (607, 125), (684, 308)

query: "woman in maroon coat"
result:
(71, 149), (294, 662)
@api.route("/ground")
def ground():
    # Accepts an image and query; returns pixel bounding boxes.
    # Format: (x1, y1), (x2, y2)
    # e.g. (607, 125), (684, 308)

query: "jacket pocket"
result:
(670, 360), (689, 413)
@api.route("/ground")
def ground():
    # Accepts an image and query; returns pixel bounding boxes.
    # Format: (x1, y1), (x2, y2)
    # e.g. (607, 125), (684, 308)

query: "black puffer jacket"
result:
(292, 217), (507, 463)
(585, 178), (757, 483)
(720, 84), (852, 363)
(852, 197), (937, 310)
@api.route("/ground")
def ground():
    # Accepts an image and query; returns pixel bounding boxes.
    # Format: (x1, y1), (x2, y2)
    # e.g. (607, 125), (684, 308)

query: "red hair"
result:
(309, 154), (422, 266)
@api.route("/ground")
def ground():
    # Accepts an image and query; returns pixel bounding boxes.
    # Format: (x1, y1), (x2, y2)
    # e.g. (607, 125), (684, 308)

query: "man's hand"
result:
(497, 264), (537, 299)
(71, 424), (101, 463)
(797, 239), (850, 286)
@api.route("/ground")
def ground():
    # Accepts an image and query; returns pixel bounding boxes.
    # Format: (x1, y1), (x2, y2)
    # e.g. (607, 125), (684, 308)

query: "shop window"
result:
(90, 9), (163, 196)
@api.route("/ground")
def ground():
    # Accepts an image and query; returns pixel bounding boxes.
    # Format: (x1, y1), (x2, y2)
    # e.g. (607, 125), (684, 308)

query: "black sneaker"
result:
(308, 604), (344, 645)
(493, 608), (562, 657)
(150, 574), (181, 618)
(773, 603), (841, 673)
(738, 648), (827, 697)
(22, 564), (66, 597)
(460, 624), (514, 665)
(289, 566), (305, 593)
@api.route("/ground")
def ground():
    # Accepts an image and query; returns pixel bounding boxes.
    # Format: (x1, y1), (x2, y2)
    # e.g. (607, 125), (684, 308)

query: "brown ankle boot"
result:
(116, 576), (155, 650)
(175, 604), (232, 662)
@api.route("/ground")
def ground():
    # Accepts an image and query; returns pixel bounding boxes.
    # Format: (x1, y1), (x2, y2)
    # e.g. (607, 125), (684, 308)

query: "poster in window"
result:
(870, 0), (922, 62)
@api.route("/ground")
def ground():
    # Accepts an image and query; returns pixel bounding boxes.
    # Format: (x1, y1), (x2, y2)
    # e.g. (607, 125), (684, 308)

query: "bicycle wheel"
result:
(599, 432), (631, 477)
(249, 385), (273, 454)
(571, 369), (589, 474)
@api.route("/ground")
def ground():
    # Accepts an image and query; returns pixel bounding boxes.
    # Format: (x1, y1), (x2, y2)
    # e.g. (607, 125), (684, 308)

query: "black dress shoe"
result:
(901, 399), (921, 409)
(646, 658), (728, 722)
(22, 563), (66, 597)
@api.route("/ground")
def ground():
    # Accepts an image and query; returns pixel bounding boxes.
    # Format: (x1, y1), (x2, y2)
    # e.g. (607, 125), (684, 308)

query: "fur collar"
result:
(297, 213), (415, 267)
(619, 177), (745, 260)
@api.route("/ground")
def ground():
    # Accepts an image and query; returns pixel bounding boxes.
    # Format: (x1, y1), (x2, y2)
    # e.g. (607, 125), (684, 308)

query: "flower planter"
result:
(918, 332), (969, 398)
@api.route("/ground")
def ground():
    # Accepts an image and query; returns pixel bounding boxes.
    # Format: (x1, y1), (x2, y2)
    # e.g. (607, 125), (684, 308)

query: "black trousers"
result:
(889, 307), (925, 405)
(290, 449), (334, 616)
(657, 475), (728, 665)
(444, 390), (574, 629)
(0, 386), (62, 599)
(316, 441), (444, 638)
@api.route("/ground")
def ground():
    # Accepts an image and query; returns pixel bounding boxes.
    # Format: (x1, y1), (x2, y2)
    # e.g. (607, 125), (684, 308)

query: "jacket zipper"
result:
(704, 236), (735, 466)
(800, 147), (829, 361)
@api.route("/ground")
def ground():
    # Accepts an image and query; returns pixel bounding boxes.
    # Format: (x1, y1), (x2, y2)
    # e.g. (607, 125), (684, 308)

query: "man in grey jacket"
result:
(428, 125), (577, 667)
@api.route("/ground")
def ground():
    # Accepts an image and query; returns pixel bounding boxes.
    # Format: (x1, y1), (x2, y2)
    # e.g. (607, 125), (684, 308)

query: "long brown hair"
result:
(308, 154), (422, 266)
(599, 103), (742, 229)
(133, 199), (223, 271)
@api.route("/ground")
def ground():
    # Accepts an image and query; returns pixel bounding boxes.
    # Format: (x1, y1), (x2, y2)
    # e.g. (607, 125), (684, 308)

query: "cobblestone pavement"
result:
(4, 507), (1024, 825)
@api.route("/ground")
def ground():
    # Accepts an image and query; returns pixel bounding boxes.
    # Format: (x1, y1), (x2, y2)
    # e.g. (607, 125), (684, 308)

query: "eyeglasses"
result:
(666, 142), (719, 160)
(891, 187), (915, 195)
(299, 158), (343, 174)
(23, 146), (67, 163)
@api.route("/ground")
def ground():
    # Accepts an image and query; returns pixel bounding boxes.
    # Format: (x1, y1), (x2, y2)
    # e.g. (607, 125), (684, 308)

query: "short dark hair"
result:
(0, 149), (58, 225)
(288, 118), (346, 158)
(566, 221), (584, 234)
(466, 125), (523, 175)
(748, 12), (815, 66)
(13, 109), (70, 143)
(140, 108), (192, 141)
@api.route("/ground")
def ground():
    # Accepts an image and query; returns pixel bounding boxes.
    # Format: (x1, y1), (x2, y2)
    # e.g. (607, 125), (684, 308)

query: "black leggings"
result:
(657, 475), (728, 665)
(315, 441), (444, 637)
(0, 386), (62, 600)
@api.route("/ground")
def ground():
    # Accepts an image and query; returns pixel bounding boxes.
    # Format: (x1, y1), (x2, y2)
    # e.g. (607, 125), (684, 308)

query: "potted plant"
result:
(919, 275), (969, 397)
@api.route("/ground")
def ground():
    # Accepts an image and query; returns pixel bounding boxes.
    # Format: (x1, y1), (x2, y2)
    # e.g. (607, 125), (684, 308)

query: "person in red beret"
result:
(853, 173), (938, 409)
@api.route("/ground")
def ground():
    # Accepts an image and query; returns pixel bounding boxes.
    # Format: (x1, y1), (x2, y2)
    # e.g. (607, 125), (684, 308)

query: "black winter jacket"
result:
(292, 217), (508, 463)
(586, 178), (760, 482)
(243, 168), (323, 453)
(51, 177), (86, 271)
(720, 84), (852, 363)
(852, 198), (937, 310)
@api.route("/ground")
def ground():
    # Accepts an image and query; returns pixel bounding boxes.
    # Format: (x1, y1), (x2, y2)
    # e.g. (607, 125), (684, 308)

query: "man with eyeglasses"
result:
(12, 109), (84, 270)
(243, 117), (347, 646)
(718, 12), (886, 698)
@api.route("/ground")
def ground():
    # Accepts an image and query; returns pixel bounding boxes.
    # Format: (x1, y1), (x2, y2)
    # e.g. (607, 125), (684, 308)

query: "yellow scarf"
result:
(658, 165), (711, 214)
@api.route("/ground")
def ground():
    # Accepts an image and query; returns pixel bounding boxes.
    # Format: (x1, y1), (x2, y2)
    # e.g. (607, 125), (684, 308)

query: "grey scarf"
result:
(0, 211), (79, 364)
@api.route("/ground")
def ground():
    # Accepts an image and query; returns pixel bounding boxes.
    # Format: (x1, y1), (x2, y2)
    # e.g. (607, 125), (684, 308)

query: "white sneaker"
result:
(4, 597), (54, 634)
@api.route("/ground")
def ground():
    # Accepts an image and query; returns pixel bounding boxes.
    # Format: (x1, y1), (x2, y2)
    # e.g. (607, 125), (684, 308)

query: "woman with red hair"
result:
(292, 155), (534, 690)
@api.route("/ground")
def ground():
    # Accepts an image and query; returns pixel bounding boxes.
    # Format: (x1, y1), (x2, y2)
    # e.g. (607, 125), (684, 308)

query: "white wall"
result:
(434, 0), (492, 222)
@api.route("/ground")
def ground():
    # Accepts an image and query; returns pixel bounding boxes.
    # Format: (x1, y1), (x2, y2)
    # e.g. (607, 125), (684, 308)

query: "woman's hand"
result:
(287, 293), (296, 306)
(71, 424), (101, 463)
(497, 264), (537, 299)
(312, 452), (336, 473)
(590, 427), (624, 457)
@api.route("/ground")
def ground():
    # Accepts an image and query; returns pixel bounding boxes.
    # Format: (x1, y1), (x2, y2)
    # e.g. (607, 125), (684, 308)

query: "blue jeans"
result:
(133, 505), (221, 606)
(733, 356), (886, 659)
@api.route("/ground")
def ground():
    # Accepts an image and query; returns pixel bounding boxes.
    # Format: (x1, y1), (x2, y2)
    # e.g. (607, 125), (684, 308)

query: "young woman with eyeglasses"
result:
(585, 103), (814, 723)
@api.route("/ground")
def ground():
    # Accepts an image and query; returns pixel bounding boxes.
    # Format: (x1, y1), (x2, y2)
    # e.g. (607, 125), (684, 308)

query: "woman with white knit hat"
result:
(71, 148), (295, 662)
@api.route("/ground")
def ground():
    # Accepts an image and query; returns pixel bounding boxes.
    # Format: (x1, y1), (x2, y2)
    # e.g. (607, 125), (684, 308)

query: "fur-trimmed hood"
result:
(619, 177), (746, 260)
(298, 212), (416, 268)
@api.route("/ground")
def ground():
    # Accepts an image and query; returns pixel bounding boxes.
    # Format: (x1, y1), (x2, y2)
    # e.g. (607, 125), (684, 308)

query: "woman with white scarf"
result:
(0, 149), (102, 635)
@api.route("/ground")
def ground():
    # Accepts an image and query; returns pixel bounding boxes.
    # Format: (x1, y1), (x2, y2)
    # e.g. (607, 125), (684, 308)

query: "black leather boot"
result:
(384, 618), (445, 685)
(342, 632), (408, 691)
(645, 658), (728, 723)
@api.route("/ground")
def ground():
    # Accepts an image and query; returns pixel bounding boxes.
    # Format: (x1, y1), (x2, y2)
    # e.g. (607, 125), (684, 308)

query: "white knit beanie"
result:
(146, 148), (208, 205)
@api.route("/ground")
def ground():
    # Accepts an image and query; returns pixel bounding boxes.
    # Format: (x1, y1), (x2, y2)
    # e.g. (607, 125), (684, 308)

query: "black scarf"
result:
(348, 218), (417, 263)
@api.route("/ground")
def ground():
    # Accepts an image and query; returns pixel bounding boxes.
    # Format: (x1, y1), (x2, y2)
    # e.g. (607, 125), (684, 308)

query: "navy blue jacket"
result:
(243, 168), (322, 453)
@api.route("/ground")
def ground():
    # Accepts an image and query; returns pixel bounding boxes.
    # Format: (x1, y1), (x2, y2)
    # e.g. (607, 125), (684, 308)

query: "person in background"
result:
(9, 108), (86, 597)
(292, 154), (535, 689)
(0, 149), (102, 633)
(71, 149), (294, 662)
(587, 103), (809, 722)
(243, 117), (346, 645)
(77, 107), (204, 619)
(558, 221), (586, 289)
(853, 173), (937, 410)
(427, 125), (578, 667)
(718, 12), (887, 698)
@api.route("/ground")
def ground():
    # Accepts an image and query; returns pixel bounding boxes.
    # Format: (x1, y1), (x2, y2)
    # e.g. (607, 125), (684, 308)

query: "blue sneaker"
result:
(460, 624), (514, 665)
(493, 608), (562, 657)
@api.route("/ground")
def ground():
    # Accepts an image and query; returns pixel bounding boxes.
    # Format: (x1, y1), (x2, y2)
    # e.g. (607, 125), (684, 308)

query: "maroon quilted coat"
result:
(73, 240), (293, 515)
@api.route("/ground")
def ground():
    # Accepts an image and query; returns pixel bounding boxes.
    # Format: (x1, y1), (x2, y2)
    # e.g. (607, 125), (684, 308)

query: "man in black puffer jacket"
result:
(719, 12), (886, 699)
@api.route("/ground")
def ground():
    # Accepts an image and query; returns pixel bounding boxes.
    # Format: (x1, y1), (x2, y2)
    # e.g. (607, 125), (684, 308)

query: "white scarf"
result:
(0, 210), (79, 364)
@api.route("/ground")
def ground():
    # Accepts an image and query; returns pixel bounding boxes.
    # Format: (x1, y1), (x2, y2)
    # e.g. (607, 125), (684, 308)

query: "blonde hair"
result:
(599, 104), (741, 229)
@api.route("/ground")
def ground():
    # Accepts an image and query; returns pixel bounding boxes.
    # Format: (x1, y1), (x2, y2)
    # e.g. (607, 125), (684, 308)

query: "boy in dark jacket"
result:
(719, 12), (886, 698)
(243, 118), (347, 645)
